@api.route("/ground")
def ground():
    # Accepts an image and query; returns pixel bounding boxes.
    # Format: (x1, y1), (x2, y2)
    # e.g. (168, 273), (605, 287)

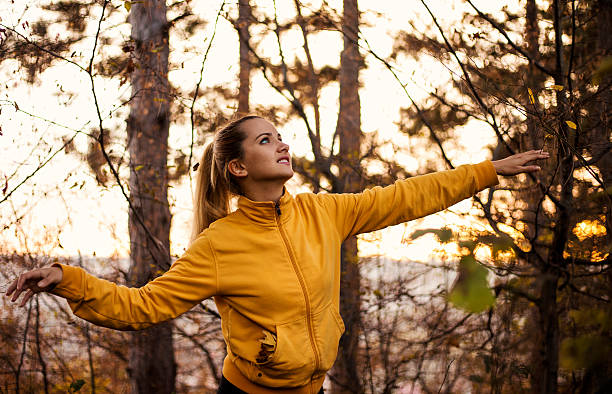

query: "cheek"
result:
(250, 149), (269, 166)
(244, 147), (272, 172)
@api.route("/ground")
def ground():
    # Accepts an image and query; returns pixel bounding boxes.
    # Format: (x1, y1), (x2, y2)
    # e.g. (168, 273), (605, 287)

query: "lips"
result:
(277, 156), (290, 165)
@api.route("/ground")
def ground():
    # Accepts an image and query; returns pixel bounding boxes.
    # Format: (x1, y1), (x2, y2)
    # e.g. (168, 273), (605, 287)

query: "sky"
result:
(0, 0), (511, 263)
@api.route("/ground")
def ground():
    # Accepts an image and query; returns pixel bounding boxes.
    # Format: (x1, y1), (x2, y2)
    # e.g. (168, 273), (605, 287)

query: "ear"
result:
(228, 158), (248, 178)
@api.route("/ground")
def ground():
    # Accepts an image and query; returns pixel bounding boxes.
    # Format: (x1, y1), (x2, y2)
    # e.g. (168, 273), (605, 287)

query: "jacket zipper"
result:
(274, 201), (321, 376)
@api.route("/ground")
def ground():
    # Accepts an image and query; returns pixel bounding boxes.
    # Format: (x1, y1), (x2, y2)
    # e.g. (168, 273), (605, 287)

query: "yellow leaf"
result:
(565, 120), (577, 129)
(153, 97), (166, 102)
(134, 165), (144, 171)
(259, 330), (276, 348)
(124, 1), (131, 12)
(550, 84), (564, 91)
(528, 88), (535, 104)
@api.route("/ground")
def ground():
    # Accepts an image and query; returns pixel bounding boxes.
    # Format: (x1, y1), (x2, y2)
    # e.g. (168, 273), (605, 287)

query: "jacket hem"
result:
(222, 357), (325, 394)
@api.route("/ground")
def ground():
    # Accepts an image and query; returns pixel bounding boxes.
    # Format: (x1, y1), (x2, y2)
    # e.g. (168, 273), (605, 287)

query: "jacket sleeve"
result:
(49, 233), (218, 331)
(317, 161), (499, 240)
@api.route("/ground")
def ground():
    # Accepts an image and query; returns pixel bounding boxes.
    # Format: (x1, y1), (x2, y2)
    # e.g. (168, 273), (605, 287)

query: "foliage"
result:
(1, 0), (610, 392)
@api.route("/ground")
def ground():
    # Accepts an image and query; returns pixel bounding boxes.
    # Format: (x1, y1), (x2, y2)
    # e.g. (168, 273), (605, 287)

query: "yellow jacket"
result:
(51, 161), (498, 393)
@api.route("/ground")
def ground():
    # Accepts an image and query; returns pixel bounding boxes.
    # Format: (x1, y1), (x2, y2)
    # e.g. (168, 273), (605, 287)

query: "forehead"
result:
(242, 118), (278, 138)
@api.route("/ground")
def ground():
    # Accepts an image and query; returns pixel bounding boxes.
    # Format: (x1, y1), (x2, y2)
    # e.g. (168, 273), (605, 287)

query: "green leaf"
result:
(448, 255), (495, 313)
(70, 379), (86, 392)
(560, 335), (610, 370)
(593, 56), (612, 85)
(410, 228), (453, 243)
(478, 233), (515, 257)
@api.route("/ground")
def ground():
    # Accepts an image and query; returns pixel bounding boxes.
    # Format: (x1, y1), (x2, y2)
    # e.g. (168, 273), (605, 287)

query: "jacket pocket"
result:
(313, 305), (345, 371)
(225, 308), (275, 366)
(235, 316), (316, 388)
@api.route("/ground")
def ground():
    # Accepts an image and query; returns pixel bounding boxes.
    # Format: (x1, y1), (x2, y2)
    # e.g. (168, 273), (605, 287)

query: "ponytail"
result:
(190, 114), (260, 243)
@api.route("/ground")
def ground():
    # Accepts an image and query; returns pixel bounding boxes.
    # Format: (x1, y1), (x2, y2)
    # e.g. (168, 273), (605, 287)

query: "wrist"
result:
(491, 160), (500, 174)
(49, 264), (64, 290)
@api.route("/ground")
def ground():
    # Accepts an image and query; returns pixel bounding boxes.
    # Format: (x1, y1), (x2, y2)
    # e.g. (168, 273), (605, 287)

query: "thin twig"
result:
(189, 0), (226, 186)
(437, 359), (454, 394)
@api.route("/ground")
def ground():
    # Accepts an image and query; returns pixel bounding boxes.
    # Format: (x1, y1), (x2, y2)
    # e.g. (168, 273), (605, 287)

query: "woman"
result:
(6, 115), (549, 393)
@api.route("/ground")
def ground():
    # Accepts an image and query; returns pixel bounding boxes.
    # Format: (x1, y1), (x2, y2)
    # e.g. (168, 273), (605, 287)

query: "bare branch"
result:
(465, 0), (554, 77)
(189, 0), (226, 185)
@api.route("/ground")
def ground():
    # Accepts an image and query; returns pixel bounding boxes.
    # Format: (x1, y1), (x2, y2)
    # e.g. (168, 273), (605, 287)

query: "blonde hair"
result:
(190, 115), (260, 242)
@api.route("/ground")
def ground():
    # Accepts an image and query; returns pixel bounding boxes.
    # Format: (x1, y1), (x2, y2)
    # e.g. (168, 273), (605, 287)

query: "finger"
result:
(36, 271), (55, 290)
(528, 150), (550, 158)
(37, 276), (53, 289)
(6, 279), (18, 296)
(10, 275), (25, 302)
(517, 152), (548, 165)
(10, 283), (27, 302)
(16, 272), (29, 292)
(19, 289), (35, 308)
(16, 270), (43, 292)
(522, 165), (541, 173)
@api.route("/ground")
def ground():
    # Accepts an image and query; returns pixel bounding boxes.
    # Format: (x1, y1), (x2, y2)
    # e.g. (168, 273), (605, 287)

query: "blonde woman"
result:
(7, 115), (548, 393)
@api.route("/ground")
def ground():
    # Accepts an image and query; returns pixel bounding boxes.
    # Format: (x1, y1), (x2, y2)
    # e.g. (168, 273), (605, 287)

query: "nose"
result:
(277, 140), (290, 152)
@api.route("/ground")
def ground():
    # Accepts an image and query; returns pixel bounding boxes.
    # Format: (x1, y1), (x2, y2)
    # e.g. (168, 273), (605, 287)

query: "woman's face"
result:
(230, 117), (294, 184)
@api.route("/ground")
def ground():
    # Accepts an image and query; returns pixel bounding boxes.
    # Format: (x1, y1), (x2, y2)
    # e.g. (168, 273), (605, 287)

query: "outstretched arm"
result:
(5, 233), (218, 330)
(318, 151), (549, 239)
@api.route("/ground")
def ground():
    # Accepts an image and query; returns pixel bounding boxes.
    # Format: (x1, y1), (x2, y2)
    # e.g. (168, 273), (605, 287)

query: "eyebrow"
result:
(255, 132), (281, 140)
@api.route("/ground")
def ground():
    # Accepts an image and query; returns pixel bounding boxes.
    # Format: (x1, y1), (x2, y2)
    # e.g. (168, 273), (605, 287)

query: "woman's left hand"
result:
(492, 150), (550, 176)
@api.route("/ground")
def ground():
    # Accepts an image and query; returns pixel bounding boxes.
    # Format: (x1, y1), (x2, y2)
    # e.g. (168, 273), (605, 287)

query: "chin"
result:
(281, 170), (294, 182)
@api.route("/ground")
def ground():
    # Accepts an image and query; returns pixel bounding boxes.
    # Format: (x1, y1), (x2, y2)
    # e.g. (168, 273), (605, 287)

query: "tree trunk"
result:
(237, 0), (251, 115)
(530, 3), (568, 391)
(127, 1), (175, 393)
(521, 3), (561, 392)
(332, 0), (363, 392)
(519, 0), (546, 238)
(594, 0), (612, 220)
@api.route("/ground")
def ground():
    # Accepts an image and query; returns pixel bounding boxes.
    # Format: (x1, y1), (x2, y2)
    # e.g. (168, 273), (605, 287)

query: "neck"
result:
(241, 182), (285, 202)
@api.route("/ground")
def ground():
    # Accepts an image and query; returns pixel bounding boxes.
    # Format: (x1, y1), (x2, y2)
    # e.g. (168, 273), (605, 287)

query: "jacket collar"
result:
(237, 188), (294, 226)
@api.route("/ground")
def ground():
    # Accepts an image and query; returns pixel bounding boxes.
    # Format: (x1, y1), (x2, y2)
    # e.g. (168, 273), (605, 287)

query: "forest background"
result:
(0, 0), (610, 393)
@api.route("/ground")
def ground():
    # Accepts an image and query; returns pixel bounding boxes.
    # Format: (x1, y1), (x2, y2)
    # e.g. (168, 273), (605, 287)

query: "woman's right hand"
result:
(5, 266), (63, 307)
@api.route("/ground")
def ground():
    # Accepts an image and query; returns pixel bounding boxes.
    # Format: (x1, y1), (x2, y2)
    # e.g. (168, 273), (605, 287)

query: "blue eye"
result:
(260, 137), (269, 144)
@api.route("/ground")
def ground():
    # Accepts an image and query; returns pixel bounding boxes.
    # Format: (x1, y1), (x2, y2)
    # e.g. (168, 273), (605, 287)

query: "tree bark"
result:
(594, 0), (612, 219)
(332, 0), (363, 392)
(237, 0), (251, 115)
(127, 1), (175, 393)
(530, 3), (568, 392)
(518, 0), (545, 238)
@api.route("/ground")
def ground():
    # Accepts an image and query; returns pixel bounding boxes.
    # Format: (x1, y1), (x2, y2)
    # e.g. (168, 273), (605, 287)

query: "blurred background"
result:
(0, 0), (610, 392)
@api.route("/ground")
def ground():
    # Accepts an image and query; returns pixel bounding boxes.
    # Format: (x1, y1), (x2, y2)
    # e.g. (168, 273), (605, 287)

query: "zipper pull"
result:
(275, 201), (281, 216)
